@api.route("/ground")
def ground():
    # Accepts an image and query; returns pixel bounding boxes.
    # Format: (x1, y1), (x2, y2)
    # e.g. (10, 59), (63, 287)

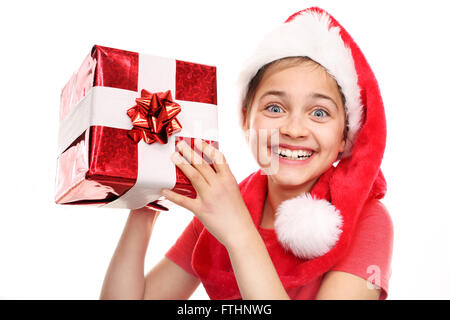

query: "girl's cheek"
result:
(318, 126), (344, 151)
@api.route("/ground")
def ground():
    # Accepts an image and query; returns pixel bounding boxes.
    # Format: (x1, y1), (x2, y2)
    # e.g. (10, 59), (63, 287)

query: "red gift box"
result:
(55, 45), (218, 211)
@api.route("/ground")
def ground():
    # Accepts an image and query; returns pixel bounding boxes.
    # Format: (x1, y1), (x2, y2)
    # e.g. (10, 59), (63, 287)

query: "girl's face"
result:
(243, 62), (346, 190)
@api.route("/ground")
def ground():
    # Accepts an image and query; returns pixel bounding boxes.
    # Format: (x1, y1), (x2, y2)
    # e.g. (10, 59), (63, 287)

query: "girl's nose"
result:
(279, 115), (310, 139)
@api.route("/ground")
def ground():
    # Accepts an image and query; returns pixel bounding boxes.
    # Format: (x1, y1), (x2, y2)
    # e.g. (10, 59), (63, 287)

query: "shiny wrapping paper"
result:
(55, 45), (218, 211)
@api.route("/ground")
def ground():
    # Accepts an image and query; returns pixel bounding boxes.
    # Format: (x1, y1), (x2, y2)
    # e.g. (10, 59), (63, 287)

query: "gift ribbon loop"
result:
(127, 89), (182, 144)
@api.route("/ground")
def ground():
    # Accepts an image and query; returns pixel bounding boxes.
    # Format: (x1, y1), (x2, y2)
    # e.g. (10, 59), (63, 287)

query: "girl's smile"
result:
(271, 144), (316, 166)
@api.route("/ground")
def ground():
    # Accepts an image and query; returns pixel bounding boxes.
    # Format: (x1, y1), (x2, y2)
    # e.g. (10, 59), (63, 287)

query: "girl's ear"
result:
(335, 137), (346, 163)
(338, 138), (346, 153)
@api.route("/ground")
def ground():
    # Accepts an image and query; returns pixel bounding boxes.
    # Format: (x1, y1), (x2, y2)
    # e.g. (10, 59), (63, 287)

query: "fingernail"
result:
(172, 151), (185, 164)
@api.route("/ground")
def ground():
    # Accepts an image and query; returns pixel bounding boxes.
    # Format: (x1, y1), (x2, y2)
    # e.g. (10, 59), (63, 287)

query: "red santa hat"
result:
(236, 7), (387, 260)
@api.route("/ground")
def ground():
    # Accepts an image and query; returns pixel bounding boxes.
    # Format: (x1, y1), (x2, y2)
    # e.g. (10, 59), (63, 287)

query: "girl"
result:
(100, 7), (393, 300)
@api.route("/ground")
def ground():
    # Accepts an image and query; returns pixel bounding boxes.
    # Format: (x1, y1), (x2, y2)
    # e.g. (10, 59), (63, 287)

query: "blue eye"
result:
(312, 109), (329, 118)
(266, 104), (283, 113)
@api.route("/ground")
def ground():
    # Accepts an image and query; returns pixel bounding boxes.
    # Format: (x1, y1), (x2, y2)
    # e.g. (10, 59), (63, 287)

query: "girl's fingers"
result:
(170, 151), (209, 194)
(193, 138), (230, 175)
(176, 139), (217, 184)
(161, 188), (199, 213)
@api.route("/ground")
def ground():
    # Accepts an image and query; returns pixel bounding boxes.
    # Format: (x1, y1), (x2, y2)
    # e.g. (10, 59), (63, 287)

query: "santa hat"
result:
(236, 7), (387, 259)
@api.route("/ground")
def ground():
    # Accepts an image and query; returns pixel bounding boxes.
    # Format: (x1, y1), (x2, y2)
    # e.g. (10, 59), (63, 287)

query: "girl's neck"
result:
(260, 176), (319, 229)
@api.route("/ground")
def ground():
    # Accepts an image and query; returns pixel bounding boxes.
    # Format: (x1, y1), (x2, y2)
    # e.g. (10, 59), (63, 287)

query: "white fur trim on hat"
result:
(237, 10), (363, 158)
(274, 193), (343, 259)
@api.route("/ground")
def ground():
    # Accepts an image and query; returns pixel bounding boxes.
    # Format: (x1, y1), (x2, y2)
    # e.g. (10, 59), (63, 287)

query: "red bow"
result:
(127, 89), (182, 144)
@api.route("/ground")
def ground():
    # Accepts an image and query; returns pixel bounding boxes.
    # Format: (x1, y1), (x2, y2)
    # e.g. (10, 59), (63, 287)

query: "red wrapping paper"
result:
(55, 45), (218, 210)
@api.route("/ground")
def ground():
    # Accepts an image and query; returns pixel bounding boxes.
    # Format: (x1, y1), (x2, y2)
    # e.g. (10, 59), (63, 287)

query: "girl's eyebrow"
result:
(307, 92), (338, 110)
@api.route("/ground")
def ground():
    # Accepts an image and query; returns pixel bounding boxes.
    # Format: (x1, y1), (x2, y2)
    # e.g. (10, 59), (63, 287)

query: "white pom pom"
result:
(274, 193), (343, 259)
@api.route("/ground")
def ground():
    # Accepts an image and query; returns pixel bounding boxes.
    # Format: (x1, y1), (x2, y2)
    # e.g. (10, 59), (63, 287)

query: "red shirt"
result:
(165, 198), (393, 300)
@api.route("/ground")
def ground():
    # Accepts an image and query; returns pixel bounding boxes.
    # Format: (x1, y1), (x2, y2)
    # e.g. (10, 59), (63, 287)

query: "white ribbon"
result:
(57, 54), (218, 209)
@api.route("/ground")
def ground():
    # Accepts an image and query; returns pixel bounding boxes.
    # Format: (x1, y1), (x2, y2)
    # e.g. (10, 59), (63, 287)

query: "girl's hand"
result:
(161, 138), (255, 248)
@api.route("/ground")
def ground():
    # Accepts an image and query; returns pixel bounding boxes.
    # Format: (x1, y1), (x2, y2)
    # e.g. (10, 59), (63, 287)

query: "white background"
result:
(1, 0), (449, 299)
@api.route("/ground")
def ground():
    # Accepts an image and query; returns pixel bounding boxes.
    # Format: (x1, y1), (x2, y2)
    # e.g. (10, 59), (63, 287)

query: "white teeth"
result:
(285, 149), (292, 157)
(274, 147), (314, 160)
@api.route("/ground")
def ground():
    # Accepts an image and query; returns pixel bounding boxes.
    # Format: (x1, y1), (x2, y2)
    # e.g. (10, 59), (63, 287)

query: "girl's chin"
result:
(268, 169), (313, 187)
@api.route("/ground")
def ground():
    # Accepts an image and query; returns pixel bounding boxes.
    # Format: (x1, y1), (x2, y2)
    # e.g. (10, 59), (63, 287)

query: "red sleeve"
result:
(165, 216), (204, 278)
(330, 199), (394, 300)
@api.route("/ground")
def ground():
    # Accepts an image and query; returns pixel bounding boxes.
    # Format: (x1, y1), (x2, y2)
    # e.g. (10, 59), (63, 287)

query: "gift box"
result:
(55, 45), (218, 211)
